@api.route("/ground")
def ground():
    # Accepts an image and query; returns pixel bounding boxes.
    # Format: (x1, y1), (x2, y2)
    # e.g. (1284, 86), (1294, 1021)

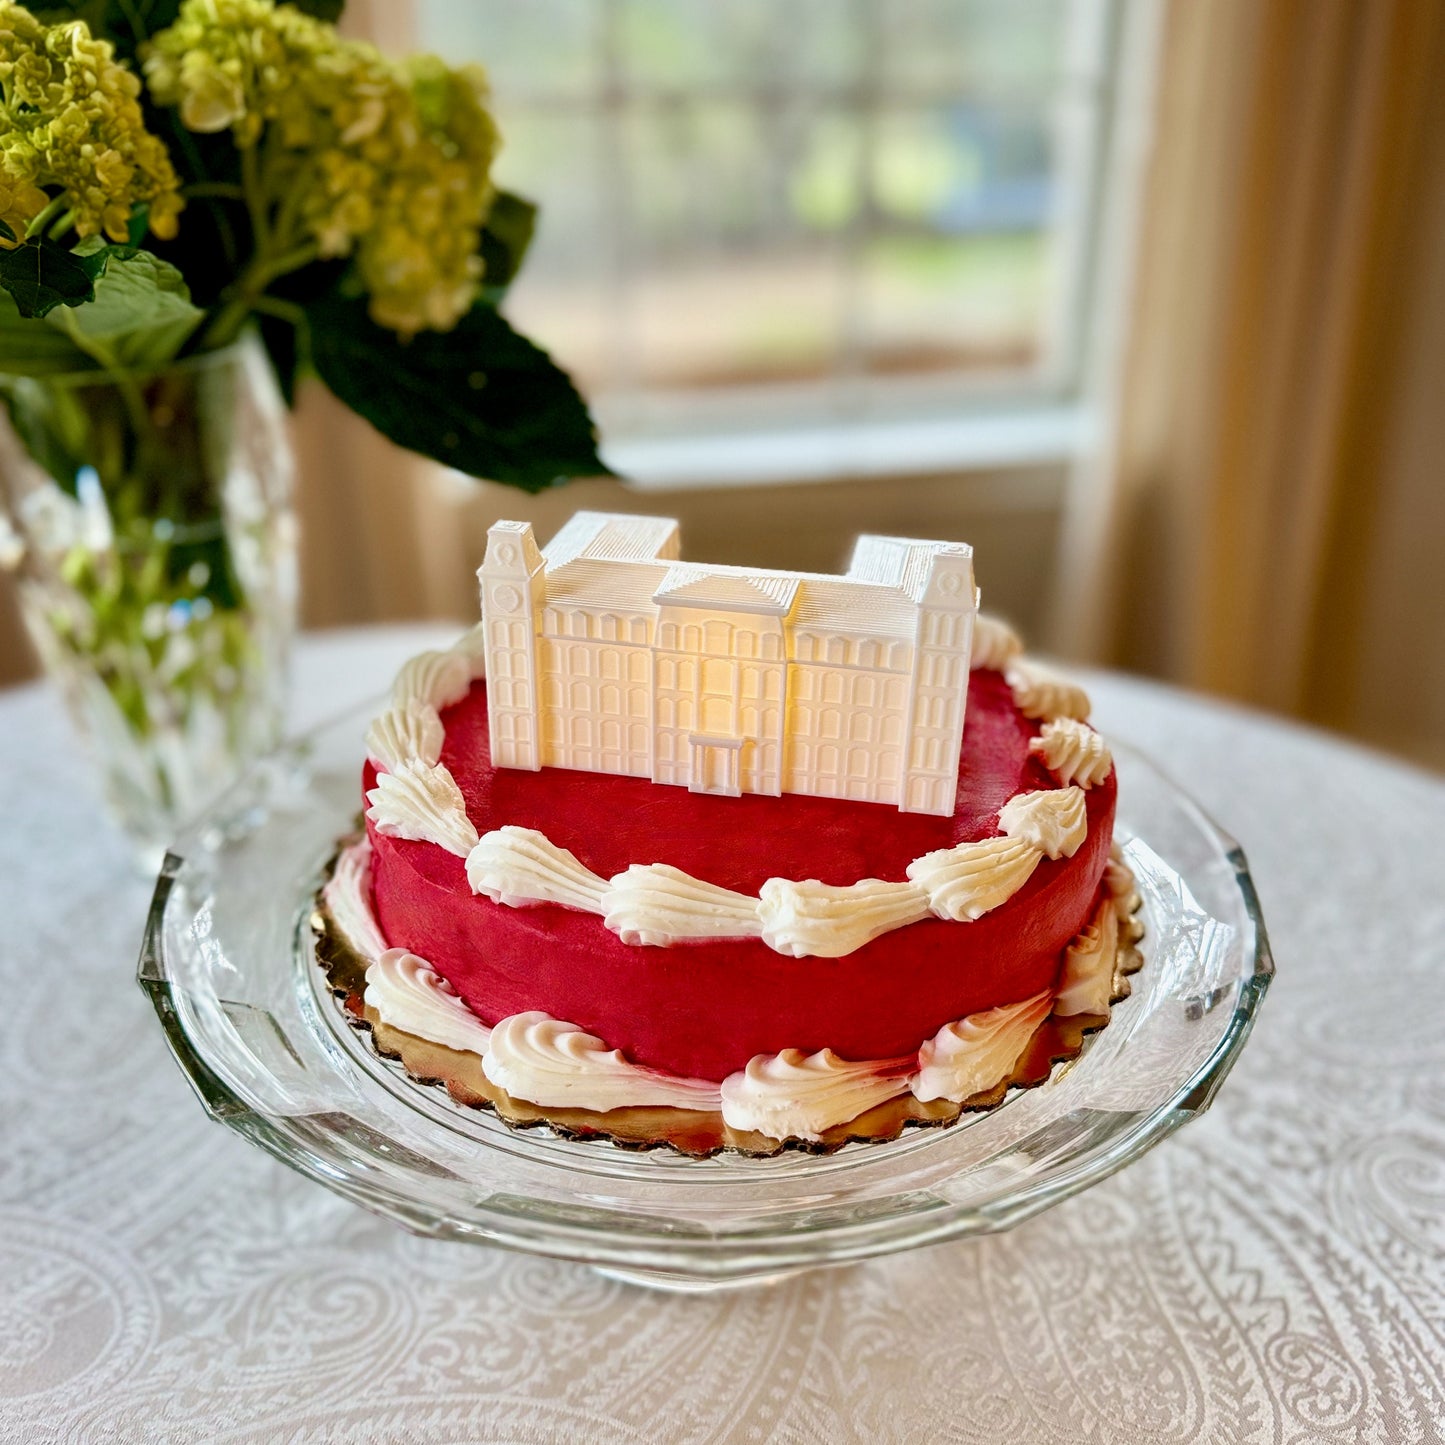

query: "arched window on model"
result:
(702, 695), (730, 734)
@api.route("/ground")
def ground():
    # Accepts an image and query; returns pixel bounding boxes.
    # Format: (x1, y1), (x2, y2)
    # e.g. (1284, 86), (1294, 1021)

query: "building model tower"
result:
(479, 512), (976, 815)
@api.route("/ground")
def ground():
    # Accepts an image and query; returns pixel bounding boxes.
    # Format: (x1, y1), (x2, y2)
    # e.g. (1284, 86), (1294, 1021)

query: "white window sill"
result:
(602, 405), (1095, 492)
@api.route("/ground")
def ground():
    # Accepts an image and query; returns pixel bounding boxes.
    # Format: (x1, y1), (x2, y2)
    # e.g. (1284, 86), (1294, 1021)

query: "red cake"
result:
(319, 513), (1141, 1153)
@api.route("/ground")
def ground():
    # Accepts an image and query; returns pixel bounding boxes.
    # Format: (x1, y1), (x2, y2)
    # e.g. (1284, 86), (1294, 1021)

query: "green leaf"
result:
(306, 289), (611, 493)
(0, 289), (95, 375)
(47, 244), (203, 370)
(125, 205), (152, 248)
(0, 235), (111, 318)
(290, 0), (345, 20)
(478, 191), (538, 305)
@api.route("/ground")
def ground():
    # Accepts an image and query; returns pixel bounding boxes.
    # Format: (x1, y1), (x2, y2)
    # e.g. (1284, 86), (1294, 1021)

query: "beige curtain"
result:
(1055, 0), (1445, 766)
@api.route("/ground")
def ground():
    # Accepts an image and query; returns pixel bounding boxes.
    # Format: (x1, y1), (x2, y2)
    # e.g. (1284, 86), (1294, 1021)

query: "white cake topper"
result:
(478, 512), (977, 815)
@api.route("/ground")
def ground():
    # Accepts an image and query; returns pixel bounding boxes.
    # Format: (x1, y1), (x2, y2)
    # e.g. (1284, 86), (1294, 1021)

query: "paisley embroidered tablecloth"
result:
(3, 626), (1442, 1444)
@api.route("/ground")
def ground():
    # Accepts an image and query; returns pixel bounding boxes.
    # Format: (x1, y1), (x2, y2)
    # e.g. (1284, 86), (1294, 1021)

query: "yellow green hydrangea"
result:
(144, 0), (500, 335)
(0, 1), (183, 245)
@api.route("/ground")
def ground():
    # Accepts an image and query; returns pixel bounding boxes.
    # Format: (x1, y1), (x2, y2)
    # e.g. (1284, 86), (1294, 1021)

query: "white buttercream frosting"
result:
(482, 1012), (723, 1113)
(1030, 717), (1112, 789)
(366, 760), (479, 858)
(365, 701), (444, 772)
(364, 950), (492, 1056)
(322, 839), (389, 962)
(970, 614), (1023, 672)
(757, 877), (931, 959)
(906, 835), (1043, 921)
(1005, 657), (1091, 722)
(911, 990), (1052, 1104)
(998, 787), (1088, 860)
(720, 1049), (912, 1141)
(391, 649), (472, 713)
(1054, 897), (1120, 1017)
(451, 621), (489, 679)
(603, 864), (763, 946)
(1104, 849), (1141, 920)
(466, 826), (608, 912)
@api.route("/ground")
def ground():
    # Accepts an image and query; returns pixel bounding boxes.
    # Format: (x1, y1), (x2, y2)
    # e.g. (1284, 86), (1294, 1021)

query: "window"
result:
(702, 695), (732, 734)
(420, 0), (1125, 481)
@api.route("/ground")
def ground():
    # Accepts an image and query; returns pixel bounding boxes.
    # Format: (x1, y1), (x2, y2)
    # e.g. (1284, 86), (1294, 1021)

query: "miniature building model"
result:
(479, 513), (977, 815)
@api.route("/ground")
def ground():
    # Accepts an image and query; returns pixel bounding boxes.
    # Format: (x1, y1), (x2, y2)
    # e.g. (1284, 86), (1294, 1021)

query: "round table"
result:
(3, 626), (1443, 1443)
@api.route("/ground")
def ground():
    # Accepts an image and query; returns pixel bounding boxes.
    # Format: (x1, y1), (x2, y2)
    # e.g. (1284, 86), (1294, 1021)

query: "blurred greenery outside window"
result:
(418, 0), (1126, 485)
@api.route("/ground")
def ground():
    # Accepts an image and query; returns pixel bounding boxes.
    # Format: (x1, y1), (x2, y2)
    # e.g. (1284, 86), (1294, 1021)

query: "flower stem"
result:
(201, 242), (320, 349)
(250, 296), (306, 326)
(182, 182), (248, 200)
(240, 144), (269, 253)
(26, 195), (68, 238)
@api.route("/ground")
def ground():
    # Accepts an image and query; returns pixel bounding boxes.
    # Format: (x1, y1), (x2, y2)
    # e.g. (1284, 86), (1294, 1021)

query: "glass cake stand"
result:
(136, 702), (1273, 1292)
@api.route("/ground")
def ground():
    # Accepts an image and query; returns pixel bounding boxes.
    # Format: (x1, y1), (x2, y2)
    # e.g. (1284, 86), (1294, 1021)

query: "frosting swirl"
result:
(391, 649), (472, 712)
(322, 839), (389, 962)
(757, 877), (931, 959)
(1005, 657), (1091, 722)
(452, 621), (489, 680)
(1105, 848), (1141, 919)
(1054, 897), (1119, 1016)
(907, 835), (1043, 921)
(364, 950), (492, 1056)
(365, 701), (444, 772)
(970, 614), (1023, 672)
(720, 1049), (911, 1141)
(483, 1012), (723, 1113)
(1030, 717), (1112, 789)
(366, 760), (479, 858)
(998, 787), (1088, 860)
(466, 826), (608, 912)
(912, 990), (1051, 1103)
(603, 864), (762, 946)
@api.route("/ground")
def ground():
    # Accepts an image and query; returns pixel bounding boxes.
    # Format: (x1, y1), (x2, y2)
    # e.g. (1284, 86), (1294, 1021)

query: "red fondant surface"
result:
(365, 671), (1116, 1081)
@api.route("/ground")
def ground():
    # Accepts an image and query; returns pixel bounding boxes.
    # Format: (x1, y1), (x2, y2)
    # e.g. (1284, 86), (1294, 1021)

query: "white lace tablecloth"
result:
(3, 625), (1443, 1445)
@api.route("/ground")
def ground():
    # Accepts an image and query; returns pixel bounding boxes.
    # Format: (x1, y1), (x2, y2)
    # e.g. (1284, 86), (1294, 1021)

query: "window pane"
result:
(860, 103), (1053, 374)
(418, 0), (601, 99)
(490, 111), (617, 389)
(417, 0), (1114, 418)
(617, 0), (863, 91)
(624, 101), (852, 389)
(861, 232), (1045, 374)
(879, 0), (1072, 92)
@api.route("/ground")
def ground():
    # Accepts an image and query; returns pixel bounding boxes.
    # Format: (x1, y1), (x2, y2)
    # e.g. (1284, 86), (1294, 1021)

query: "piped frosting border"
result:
(362, 617), (1115, 960)
(320, 834), (1143, 1147)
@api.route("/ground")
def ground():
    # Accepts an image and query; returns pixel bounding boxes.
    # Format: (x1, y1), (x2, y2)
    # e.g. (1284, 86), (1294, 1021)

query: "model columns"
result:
(479, 520), (546, 770)
(900, 544), (977, 816)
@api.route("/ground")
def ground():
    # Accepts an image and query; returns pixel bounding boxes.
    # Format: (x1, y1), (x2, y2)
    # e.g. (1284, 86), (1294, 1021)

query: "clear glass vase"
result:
(0, 335), (297, 868)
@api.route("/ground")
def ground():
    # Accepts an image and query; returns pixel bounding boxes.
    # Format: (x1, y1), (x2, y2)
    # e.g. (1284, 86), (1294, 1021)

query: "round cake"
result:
(317, 513), (1142, 1155)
